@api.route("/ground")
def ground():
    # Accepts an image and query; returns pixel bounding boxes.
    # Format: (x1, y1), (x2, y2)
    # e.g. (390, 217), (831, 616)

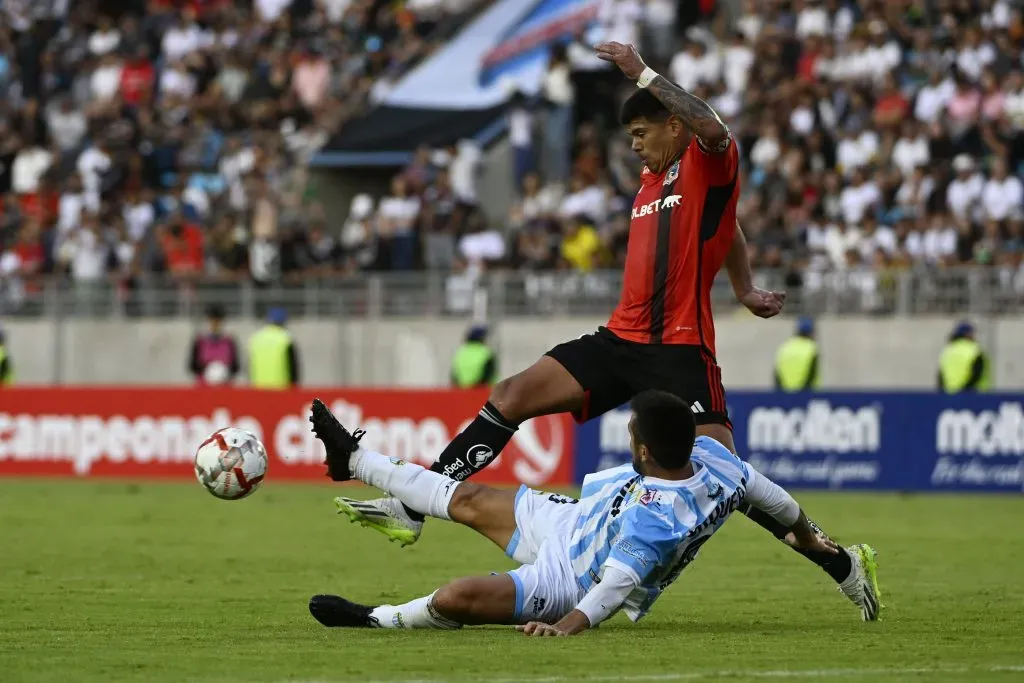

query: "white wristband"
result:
(636, 67), (658, 89)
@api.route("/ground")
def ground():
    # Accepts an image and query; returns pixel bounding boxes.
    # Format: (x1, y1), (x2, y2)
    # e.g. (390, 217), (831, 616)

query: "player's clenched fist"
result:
(738, 287), (787, 319)
(516, 622), (569, 637)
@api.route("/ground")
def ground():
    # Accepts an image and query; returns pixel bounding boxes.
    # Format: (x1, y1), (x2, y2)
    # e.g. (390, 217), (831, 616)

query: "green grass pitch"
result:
(2, 479), (1023, 683)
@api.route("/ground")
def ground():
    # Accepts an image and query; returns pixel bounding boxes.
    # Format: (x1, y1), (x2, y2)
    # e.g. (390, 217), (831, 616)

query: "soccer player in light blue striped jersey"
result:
(307, 390), (881, 635)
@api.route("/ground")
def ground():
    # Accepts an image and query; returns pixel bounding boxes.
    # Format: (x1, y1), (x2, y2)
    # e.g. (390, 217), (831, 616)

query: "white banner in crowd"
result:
(384, 0), (599, 110)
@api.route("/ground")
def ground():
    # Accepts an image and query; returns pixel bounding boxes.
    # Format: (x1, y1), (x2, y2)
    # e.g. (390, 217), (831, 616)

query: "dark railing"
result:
(1, 267), (1022, 319)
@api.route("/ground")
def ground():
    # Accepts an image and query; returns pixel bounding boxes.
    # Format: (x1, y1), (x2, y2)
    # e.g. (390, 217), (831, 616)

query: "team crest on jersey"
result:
(705, 480), (723, 498)
(663, 161), (680, 185)
(639, 489), (658, 506)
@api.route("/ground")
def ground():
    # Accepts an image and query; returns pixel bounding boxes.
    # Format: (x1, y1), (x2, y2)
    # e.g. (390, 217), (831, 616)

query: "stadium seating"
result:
(1, 0), (1022, 317)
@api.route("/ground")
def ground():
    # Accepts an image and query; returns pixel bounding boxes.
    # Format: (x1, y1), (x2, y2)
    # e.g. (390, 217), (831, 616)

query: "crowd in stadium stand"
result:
(370, 0), (1024, 285)
(1, 0), (1024, 310)
(0, 0), (479, 308)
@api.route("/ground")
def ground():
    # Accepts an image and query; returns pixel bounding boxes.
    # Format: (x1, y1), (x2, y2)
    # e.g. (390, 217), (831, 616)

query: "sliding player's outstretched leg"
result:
(333, 355), (589, 546)
(310, 574), (518, 629)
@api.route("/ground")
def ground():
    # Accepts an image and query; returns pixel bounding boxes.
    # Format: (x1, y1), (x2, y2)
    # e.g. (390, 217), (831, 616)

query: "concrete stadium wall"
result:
(3, 316), (1022, 389)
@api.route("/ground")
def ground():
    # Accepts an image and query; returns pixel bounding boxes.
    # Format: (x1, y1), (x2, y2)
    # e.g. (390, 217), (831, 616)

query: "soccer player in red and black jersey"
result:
(334, 43), (882, 621)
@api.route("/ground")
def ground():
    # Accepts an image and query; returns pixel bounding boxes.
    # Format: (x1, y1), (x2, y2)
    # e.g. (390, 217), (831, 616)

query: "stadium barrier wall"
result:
(0, 388), (574, 487)
(5, 317), (1024, 389)
(575, 392), (1024, 493)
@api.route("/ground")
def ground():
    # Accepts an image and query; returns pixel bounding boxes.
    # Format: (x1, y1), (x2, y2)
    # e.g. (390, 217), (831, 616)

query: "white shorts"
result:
(503, 486), (586, 624)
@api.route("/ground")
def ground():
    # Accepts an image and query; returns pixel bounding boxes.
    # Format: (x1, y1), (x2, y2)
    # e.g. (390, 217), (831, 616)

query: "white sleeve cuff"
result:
(575, 565), (639, 627)
(744, 466), (800, 527)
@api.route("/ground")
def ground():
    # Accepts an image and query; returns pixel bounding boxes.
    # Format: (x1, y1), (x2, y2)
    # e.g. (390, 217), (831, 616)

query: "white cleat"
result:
(839, 544), (884, 622)
(334, 496), (424, 547)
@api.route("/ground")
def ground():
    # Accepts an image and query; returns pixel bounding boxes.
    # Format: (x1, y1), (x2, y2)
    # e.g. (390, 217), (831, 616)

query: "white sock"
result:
(349, 448), (457, 520)
(370, 592), (462, 630)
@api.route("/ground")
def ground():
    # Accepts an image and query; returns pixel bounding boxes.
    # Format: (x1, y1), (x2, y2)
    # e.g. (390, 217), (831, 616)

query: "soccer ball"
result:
(194, 427), (268, 500)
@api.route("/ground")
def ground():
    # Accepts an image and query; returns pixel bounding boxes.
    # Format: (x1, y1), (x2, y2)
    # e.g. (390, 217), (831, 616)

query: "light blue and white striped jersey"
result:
(568, 436), (754, 622)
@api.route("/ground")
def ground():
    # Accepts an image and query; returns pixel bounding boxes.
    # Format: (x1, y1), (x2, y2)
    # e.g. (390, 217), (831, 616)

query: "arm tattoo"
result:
(646, 75), (729, 151)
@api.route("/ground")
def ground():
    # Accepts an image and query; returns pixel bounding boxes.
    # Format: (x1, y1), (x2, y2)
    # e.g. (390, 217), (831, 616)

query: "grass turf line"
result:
(1, 480), (1022, 683)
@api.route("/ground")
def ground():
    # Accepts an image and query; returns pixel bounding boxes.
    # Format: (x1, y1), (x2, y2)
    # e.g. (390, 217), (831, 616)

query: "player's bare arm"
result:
(726, 221), (786, 318)
(595, 41), (728, 150)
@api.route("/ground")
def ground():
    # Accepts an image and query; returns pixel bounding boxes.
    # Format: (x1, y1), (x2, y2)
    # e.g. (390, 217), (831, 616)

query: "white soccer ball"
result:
(203, 360), (230, 385)
(194, 427), (268, 500)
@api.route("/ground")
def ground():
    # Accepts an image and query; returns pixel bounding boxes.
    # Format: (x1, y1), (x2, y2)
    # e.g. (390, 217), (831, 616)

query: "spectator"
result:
(160, 212), (205, 282)
(541, 44), (574, 184)
(45, 98), (88, 155)
(256, 0), (295, 24)
(450, 324), (497, 389)
(938, 320), (990, 393)
(189, 304), (241, 385)
(0, 326), (12, 386)
(11, 138), (52, 196)
(458, 209), (505, 269)
(91, 51), (124, 103)
(914, 69), (956, 124)
(161, 12), (205, 62)
(839, 169), (881, 227)
(248, 307), (300, 389)
(946, 155), (984, 222)
(377, 177), (421, 271)
(857, 214), (898, 264)
(891, 120), (930, 178)
(89, 15), (121, 56)
(293, 46), (331, 111)
(670, 40), (720, 93)
(560, 217), (602, 271)
(422, 170), (457, 272)
(58, 212), (109, 288)
(76, 138), (112, 206)
(507, 91), (535, 189)
(774, 317), (819, 392)
(120, 44), (155, 107)
(981, 158), (1023, 222)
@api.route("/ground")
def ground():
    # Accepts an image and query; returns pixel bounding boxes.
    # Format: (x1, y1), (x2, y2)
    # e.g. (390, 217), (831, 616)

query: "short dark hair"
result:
(619, 89), (670, 126)
(631, 390), (696, 469)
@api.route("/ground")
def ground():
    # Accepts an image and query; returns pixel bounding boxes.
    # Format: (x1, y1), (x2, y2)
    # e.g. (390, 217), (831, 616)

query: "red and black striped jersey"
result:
(606, 136), (740, 355)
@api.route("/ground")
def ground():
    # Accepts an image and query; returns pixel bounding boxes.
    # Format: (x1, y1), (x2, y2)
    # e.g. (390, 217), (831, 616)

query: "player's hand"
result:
(785, 530), (840, 555)
(595, 41), (647, 80)
(516, 621), (569, 637)
(738, 287), (786, 318)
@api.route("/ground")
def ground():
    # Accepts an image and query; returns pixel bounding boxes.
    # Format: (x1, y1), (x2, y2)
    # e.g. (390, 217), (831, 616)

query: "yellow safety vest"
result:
(775, 336), (819, 392)
(0, 345), (11, 386)
(451, 342), (495, 388)
(939, 338), (990, 393)
(248, 325), (292, 389)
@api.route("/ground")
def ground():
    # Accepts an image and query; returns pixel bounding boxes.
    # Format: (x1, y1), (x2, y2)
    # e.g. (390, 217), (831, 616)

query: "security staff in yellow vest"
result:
(0, 327), (12, 386)
(774, 317), (820, 392)
(248, 308), (300, 389)
(451, 324), (497, 389)
(938, 321), (990, 393)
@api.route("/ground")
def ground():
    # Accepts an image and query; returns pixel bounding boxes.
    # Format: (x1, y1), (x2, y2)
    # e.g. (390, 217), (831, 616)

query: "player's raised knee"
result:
(487, 375), (526, 422)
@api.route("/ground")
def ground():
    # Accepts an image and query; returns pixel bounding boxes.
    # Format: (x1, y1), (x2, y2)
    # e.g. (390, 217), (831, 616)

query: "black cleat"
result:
(309, 398), (365, 482)
(309, 594), (379, 628)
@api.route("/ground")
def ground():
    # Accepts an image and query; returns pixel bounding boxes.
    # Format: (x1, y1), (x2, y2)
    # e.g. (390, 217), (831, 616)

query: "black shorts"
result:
(546, 327), (731, 428)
